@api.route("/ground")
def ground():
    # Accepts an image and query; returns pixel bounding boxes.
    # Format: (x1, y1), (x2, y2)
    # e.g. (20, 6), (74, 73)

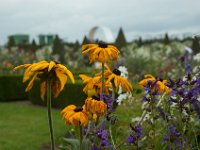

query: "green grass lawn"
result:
(0, 101), (70, 150)
(0, 97), (143, 150)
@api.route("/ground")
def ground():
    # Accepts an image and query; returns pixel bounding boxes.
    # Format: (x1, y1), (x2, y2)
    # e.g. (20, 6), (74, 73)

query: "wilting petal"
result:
(48, 61), (56, 72)
(25, 72), (38, 92)
(40, 80), (46, 100)
(55, 69), (68, 91)
(31, 61), (49, 72)
(65, 69), (75, 84)
(13, 64), (31, 71)
(51, 80), (61, 98)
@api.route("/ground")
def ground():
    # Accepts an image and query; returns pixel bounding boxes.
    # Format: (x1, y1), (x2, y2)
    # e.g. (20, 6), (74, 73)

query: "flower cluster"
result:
(162, 124), (185, 148)
(127, 123), (144, 145)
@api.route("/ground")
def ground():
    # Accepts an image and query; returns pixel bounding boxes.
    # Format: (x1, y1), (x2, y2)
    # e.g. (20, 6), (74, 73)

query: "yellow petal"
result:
(48, 61), (56, 72)
(40, 80), (46, 100)
(57, 64), (75, 84)
(55, 69), (67, 91)
(31, 62), (49, 72)
(65, 69), (75, 84)
(51, 80), (61, 98)
(23, 65), (35, 83)
(13, 64), (31, 71)
(144, 74), (155, 79)
(25, 72), (38, 92)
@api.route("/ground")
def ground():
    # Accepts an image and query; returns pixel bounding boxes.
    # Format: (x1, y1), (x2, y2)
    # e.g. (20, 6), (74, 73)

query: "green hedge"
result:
(0, 75), (28, 101)
(28, 80), (87, 108)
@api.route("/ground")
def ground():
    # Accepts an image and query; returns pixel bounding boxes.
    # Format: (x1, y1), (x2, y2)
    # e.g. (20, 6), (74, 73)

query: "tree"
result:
(30, 39), (37, 52)
(164, 33), (170, 45)
(7, 36), (15, 48)
(52, 35), (65, 63)
(82, 35), (89, 45)
(138, 37), (143, 47)
(191, 37), (200, 54)
(115, 27), (127, 49)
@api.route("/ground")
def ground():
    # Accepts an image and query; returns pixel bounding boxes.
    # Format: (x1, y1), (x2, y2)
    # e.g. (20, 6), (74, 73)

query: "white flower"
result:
(118, 66), (128, 78)
(131, 117), (141, 122)
(197, 96), (200, 102)
(193, 53), (200, 62)
(117, 93), (129, 105)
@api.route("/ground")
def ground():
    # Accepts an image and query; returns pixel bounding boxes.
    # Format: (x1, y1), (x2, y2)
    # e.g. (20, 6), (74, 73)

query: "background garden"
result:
(0, 28), (200, 149)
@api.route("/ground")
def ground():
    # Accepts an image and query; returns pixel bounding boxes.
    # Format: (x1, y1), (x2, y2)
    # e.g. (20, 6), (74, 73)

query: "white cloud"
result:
(0, 0), (200, 44)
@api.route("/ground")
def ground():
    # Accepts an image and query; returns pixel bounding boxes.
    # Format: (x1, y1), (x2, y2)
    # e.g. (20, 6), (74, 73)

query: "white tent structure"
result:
(88, 26), (114, 43)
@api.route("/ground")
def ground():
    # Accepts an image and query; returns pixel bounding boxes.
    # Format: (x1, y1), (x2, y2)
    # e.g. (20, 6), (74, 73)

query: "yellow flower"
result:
(79, 74), (111, 96)
(81, 41), (120, 63)
(104, 66), (133, 93)
(85, 97), (107, 117)
(13, 60), (75, 100)
(61, 105), (88, 127)
(139, 74), (170, 94)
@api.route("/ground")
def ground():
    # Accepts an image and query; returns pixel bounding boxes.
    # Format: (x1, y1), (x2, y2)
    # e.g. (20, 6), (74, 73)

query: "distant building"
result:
(8, 34), (29, 45)
(38, 34), (56, 45)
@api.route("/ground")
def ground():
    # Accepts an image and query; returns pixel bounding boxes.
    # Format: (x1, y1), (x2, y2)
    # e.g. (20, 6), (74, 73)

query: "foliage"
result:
(0, 75), (28, 101)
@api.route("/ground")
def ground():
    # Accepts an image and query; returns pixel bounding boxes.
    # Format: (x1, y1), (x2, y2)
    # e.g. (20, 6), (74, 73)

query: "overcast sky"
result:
(0, 0), (200, 44)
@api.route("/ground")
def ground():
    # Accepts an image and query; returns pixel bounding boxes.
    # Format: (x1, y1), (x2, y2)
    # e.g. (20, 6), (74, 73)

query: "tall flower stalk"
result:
(46, 78), (55, 150)
(79, 125), (83, 150)
(101, 62), (105, 94)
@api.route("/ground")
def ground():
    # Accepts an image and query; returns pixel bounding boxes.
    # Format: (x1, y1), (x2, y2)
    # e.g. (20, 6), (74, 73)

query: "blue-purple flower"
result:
(127, 123), (144, 145)
(96, 125), (110, 147)
(163, 124), (186, 148)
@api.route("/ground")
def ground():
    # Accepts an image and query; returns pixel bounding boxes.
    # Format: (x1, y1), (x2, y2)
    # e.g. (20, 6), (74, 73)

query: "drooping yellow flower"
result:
(79, 74), (111, 96)
(81, 41), (120, 63)
(13, 60), (75, 100)
(139, 74), (170, 94)
(85, 97), (107, 117)
(61, 105), (88, 127)
(104, 66), (133, 93)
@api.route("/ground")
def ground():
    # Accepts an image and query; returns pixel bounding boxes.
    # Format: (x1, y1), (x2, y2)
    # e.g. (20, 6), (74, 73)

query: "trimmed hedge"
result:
(0, 75), (28, 101)
(28, 80), (87, 108)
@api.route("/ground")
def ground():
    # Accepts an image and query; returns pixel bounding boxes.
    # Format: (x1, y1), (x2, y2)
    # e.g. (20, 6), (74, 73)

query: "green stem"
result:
(47, 79), (55, 150)
(109, 125), (116, 149)
(150, 96), (155, 149)
(111, 82), (116, 99)
(79, 125), (83, 150)
(193, 126), (199, 149)
(101, 62), (105, 94)
(139, 107), (148, 124)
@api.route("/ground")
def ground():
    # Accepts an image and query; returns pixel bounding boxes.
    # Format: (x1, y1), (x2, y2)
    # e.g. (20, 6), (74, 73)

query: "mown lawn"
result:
(0, 101), (70, 150)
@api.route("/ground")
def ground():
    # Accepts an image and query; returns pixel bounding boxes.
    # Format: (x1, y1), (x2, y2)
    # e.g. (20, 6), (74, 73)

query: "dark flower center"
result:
(98, 41), (108, 48)
(50, 56), (60, 64)
(74, 106), (83, 112)
(112, 69), (121, 76)
(92, 96), (100, 101)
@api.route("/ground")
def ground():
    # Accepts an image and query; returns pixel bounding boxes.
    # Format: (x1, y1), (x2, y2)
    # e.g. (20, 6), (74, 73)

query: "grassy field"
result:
(0, 97), (143, 150)
(0, 101), (70, 150)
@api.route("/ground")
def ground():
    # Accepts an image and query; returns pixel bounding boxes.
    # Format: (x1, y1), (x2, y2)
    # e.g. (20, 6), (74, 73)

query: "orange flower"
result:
(139, 74), (170, 94)
(85, 97), (107, 118)
(104, 66), (133, 93)
(61, 105), (88, 127)
(79, 74), (111, 96)
(13, 60), (75, 100)
(82, 41), (120, 63)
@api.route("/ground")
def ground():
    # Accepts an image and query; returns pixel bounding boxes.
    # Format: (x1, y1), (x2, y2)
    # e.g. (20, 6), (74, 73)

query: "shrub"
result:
(28, 80), (86, 108)
(0, 75), (28, 101)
